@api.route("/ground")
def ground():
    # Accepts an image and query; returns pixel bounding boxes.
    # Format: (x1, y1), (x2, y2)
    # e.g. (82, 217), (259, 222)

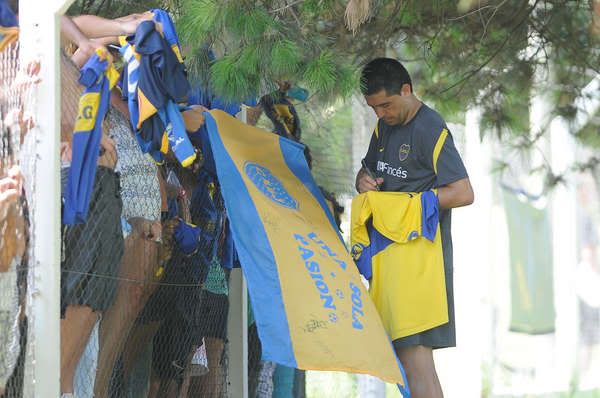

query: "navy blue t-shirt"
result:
(362, 103), (469, 347)
(363, 104), (468, 192)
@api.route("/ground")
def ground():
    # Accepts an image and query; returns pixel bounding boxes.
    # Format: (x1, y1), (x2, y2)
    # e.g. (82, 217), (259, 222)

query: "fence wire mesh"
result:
(2, 6), (351, 397)
(59, 85), (233, 397)
(1, 27), (39, 398)
(54, 48), (344, 397)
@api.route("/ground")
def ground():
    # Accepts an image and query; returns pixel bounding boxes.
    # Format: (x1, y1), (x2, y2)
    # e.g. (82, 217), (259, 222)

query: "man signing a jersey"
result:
(356, 58), (474, 398)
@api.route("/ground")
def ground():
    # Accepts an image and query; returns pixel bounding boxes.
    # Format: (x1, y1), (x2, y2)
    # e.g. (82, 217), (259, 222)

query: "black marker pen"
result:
(361, 159), (380, 191)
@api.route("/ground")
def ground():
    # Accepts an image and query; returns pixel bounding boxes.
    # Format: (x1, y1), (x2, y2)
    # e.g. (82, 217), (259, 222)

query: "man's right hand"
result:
(116, 12), (153, 35)
(355, 168), (383, 193)
(71, 38), (111, 68)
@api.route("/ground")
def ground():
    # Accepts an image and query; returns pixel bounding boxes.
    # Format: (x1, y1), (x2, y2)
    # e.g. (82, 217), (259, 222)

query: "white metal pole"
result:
(19, 0), (73, 396)
(227, 106), (249, 398)
(227, 268), (249, 398)
(549, 117), (578, 391)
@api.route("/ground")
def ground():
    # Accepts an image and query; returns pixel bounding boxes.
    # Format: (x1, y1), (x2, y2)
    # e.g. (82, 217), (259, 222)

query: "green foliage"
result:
(242, 9), (278, 39)
(303, 51), (337, 94)
(164, 0), (358, 102)
(300, 0), (339, 18)
(176, 0), (219, 44)
(208, 54), (254, 101)
(237, 46), (261, 75)
(479, 60), (532, 139)
(297, 102), (354, 194)
(70, 0), (598, 114)
(335, 64), (360, 99)
(68, 0), (599, 184)
(270, 39), (301, 77)
(575, 111), (600, 149)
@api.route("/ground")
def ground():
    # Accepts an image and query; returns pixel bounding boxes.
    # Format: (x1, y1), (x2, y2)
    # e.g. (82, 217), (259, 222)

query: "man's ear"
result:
(400, 83), (411, 96)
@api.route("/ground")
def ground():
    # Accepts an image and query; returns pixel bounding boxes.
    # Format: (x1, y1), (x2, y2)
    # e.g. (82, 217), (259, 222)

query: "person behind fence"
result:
(104, 167), (177, 397)
(0, 167), (24, 397)
(0, 168), (23, 268)
(56, 12), (191, 397)
(185, 76), (263, 398)
(91, 31), (230, 398)
(133, 159), (219, 397)
(1, 4), (46, 397)
(355, 58), (474, 398)
(1, 1), (37, 395)
(91, 45), (164, 397)
(58, 13), (150, 397)
(59, 73), (123, 398)
(183, 180), (230, 398)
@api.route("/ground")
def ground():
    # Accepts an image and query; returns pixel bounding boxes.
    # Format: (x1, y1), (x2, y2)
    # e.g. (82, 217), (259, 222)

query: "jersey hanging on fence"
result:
(204, 109), (409, 392)
(63, 49), (119, 225)
(118, 9), (195, 167)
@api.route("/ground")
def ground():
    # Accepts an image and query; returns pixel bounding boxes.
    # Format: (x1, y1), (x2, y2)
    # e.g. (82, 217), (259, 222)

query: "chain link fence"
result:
(2, 8), (350, 396)
(0, 14), (43, 395)
(56, 39), (348, 398)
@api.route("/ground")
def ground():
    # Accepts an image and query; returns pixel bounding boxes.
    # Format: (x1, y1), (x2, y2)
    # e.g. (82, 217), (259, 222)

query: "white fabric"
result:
(109, 109), (161, 222)
(0, 256), (21, 388)
(74, 319), (99, 398)
(576, 260), (600, 308)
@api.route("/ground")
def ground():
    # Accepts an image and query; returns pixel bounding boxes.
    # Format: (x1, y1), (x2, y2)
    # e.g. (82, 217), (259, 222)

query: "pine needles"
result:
(176, 0), (360, 103)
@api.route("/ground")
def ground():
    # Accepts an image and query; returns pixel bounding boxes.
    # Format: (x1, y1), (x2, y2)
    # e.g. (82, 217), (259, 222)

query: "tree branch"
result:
(439, 0), (538, 94)
(270, 0), (305, 14)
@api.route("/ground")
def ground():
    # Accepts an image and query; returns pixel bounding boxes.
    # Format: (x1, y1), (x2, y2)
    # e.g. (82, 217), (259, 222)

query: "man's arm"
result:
(356, 168), (383, 193)
(60, 16), (109, 68)
(62, 13), (150, 67)
(70, 13), (151, 39)
(355, 126), (381, 193)
(437, 177), (474, 209)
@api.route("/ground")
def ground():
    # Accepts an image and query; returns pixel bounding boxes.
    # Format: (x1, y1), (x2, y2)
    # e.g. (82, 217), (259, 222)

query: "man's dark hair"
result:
(360, 58), (412, 96)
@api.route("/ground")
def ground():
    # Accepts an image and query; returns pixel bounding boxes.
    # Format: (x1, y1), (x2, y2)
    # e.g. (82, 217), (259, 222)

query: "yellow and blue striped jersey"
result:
(351, 190), (448, 340)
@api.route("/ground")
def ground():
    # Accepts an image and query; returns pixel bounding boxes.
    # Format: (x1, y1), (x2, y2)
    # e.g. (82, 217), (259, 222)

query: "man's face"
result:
(364, 86), (411, 126)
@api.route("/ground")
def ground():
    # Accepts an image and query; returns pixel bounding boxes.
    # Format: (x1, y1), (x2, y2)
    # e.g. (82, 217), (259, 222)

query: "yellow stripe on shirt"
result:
(432, 128), (448, 175)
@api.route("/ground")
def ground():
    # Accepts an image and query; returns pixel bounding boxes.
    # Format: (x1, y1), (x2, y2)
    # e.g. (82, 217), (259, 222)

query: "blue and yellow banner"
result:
(204, 110), (409, 391)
